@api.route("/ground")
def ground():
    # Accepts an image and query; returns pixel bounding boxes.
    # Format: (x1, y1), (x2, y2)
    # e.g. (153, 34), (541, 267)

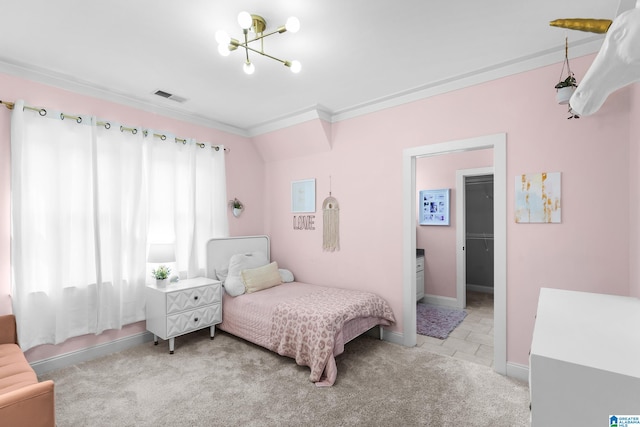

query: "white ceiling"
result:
(0, 1), (626, 136)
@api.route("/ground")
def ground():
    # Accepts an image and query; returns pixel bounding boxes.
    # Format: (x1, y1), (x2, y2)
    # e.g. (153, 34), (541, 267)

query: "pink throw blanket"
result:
(269, 287), (395, 386)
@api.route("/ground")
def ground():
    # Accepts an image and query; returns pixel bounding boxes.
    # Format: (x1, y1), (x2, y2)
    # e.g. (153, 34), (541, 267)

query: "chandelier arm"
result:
(236, 29), (286, 47)
(239, 44), (288, 65)
(243, 30), (250, 63)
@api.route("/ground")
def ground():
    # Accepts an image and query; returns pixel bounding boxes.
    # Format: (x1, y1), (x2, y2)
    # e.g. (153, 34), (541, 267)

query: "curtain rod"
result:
(0, 99), (229, 153)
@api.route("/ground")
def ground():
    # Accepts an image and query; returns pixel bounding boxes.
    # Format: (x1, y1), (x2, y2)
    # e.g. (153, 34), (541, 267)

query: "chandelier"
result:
(216, 11), (301, 75)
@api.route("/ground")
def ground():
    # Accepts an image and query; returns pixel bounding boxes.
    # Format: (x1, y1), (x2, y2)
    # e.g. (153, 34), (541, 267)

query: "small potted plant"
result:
(229, 198), (244, 217)
(151, 265), (171, 288)
(555, 73), (578, 105)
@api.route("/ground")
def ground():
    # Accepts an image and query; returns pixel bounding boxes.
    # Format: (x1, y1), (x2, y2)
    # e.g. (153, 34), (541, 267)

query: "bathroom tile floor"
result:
(416, 291), (494, 367)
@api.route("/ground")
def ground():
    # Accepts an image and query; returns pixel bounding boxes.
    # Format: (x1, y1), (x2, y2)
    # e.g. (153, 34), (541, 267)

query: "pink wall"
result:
(0, 72), (264, 362)
(2, 52), (637, 368)
(630, 82), (640, 299)
(0, 96), (9, 315)
(255, 53), (634, 366)
(416, 150), (493, 298)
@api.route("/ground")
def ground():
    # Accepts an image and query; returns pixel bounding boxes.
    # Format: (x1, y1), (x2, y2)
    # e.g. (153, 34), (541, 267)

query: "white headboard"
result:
(205, 235), (270, 279)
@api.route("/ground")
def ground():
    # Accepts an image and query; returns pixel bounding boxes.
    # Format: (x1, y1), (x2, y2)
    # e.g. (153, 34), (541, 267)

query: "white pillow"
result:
(215, 268), (228, 284)
(242, 262), (282, 293)
(278, 268), (294, 283)
(224, 252), (269, 296)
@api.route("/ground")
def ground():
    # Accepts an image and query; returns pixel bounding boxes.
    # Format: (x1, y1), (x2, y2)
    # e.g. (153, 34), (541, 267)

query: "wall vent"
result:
(153, 89), (188, 103)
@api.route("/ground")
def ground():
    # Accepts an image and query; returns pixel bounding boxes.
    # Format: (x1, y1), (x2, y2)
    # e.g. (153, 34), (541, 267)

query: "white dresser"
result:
(529, 288), (640, 425)
(145, 277), (222, 354)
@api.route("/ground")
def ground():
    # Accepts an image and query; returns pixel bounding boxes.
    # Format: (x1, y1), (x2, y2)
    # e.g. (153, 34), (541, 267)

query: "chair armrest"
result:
(0, 380), (55, 427)
(0, 315), (18, 345)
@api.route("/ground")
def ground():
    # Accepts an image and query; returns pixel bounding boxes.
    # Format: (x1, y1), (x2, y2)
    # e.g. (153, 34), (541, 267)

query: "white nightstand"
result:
(145, 277), (222, 354)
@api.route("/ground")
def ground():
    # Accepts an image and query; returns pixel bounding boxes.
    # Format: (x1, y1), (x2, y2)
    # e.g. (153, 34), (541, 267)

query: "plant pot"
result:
(156, 278), (169, 288)
(556, 86), (576, 105)
(233, 208), (242, 217)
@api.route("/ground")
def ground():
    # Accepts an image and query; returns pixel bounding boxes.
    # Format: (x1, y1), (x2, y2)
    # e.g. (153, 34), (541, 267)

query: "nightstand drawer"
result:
(166, 284), (220, 314)
(166, 304), (222, 337)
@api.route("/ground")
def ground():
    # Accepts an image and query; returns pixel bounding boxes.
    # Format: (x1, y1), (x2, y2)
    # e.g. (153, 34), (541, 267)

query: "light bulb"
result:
(243, 62), (255, 75)
(289, 60), (302, 73)
(215, 30), (231, 46)
(285, 17), (300, 33)
(217, 44), (231, 57)
(238, 11), (252, 30)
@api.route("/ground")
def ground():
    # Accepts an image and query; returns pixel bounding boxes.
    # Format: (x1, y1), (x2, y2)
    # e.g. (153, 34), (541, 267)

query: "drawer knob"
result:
(194, 317), (199, 322)
(194, 296), (199, 300)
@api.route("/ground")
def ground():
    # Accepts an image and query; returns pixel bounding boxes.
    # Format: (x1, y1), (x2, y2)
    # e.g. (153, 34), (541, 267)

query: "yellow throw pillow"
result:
(242, 261), (282, 293)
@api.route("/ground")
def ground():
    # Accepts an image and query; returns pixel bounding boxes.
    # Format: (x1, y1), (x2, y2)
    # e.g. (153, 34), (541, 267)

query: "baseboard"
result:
(29, 326), (529, 385)
(382, 329), (404, 346)
(466, 284), (494, 294)
(422, 294), (460, 308)
(30, 331), (154, 376)
(363, 326), (405, 346)
(506, 362), (529, 383)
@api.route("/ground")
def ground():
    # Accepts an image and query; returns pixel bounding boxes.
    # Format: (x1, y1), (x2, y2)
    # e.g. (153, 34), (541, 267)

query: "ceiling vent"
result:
(153, 89), (188, 103)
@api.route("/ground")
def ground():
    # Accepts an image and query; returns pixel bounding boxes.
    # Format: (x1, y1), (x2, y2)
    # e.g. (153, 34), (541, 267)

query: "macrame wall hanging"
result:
(322, 177), (340, 252)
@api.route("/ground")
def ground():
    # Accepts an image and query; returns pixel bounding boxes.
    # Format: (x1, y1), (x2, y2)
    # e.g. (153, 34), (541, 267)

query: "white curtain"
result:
(147, 134), (229, 278)
(11, 100), (229, 351)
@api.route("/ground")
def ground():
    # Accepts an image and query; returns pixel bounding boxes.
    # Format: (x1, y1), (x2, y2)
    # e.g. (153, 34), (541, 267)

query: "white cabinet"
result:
(529, 288), (640, 426)
(416, 255), (425, 302)
(145, 277), (222, 354)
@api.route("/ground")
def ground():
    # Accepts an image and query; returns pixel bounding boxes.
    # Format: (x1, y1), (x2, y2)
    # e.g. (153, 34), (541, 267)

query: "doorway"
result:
(402, 133), (506, 375)
(456, 168), (494, 309)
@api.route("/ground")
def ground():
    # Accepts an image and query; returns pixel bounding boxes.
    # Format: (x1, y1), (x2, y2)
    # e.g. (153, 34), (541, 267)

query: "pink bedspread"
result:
(270, 286), (395, 386)
(218, 282), (395, 386)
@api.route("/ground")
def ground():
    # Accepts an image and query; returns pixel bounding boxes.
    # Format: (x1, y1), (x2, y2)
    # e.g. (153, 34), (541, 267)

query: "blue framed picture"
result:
(419, 189), (450, 225)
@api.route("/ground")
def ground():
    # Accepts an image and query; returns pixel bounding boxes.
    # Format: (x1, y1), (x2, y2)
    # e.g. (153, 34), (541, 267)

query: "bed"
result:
(205, 235), (395, 386)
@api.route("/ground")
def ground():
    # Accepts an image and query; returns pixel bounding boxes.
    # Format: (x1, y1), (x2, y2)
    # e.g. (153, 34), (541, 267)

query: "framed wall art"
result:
(291, 178), (316, 213)
(419, 188), (450, 225)
(515, 172), (561, 223)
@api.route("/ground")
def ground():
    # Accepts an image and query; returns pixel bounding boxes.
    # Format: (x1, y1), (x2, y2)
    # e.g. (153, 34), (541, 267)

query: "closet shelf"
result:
(466, 233), (494, 240)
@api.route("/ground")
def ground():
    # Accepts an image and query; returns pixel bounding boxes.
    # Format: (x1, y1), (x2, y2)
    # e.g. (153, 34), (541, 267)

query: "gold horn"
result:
(549, 18), (613, 34)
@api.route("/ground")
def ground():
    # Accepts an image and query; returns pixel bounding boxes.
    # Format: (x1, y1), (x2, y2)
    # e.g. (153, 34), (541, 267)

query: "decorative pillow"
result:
(224, 252), (269, 296)
(215, 268), (228, 284)
(242, 262), (282, 294)
(278, 268), (294, 283)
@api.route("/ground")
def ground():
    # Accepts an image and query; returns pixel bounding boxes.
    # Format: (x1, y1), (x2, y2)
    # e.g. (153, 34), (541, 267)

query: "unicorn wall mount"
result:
(550, 0), (640, 116)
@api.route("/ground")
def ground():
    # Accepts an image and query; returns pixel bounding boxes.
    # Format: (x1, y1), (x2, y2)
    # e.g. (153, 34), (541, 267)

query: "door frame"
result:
(402, 133), (506, 375)
(456, 167), (494, 309)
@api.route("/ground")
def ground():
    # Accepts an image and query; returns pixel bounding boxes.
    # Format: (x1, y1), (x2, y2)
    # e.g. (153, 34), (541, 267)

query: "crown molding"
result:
(0, 35), (604, 138)
(238, 36), (604, 135)
(0, 57), (249, 137)
(330, 35), (604, 124)
(246, 105), (332, 137)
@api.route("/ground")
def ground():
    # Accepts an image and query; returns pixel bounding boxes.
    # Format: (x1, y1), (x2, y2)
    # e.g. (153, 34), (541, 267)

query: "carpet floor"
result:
(40, 329), (530, 426)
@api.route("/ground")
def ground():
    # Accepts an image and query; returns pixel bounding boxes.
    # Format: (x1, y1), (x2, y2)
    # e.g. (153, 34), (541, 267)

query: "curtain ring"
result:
(59, 113), (64, 120)
(39, 109), (47, 116)
(104, 122), (111, 129)
(120, 125), (125, 132)
(132, 128), (138, 135)
(160, 134), (167, 141)
(198, 143), (205, 148)
(76, 116), (82, 124)
(214, 146), (220, 151)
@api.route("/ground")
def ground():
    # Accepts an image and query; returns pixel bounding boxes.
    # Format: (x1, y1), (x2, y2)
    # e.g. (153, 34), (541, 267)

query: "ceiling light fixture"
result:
(216, 11), (301, 75)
